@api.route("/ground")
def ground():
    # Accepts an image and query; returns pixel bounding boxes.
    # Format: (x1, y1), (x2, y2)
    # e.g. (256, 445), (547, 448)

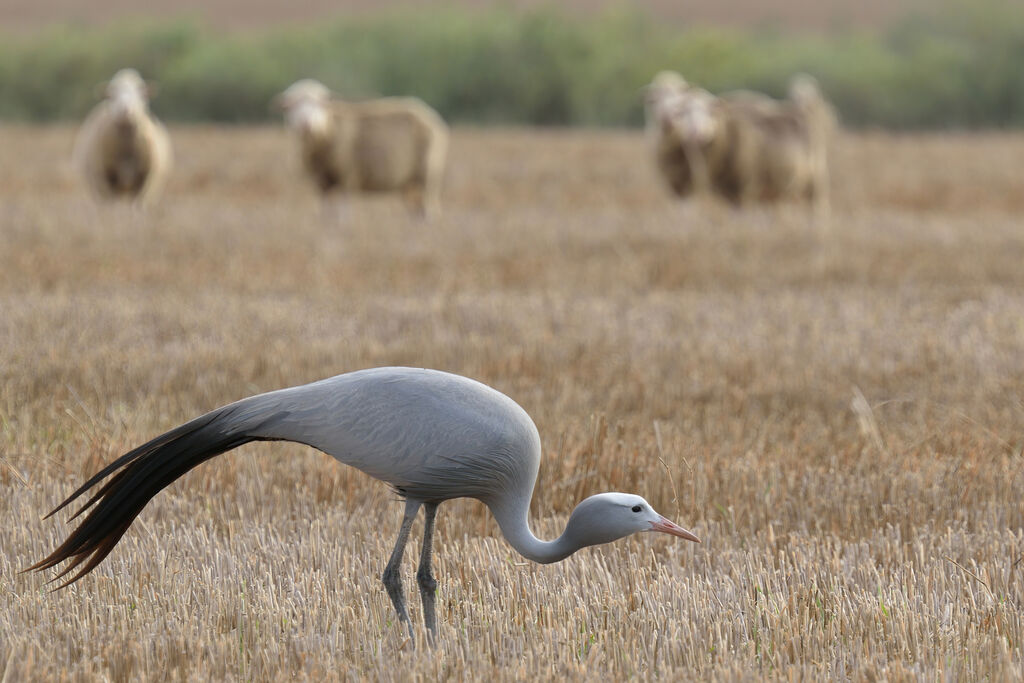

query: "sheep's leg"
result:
(404, 186), (427, 220)
(321, 194), (349, 224)
(421, 134), (446, 222)
(811, 158), (831, 230)
(382, 499), (421, 641)
(736, 153), (761, 207)
(682, 142), (710, 198)
(404, 183), (440, 222)
(422, 182), (442, 222)
(739, 171), (762, 208)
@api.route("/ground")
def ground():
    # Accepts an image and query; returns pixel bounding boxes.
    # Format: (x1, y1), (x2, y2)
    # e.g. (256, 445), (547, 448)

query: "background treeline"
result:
(1, 1), (1023, 128)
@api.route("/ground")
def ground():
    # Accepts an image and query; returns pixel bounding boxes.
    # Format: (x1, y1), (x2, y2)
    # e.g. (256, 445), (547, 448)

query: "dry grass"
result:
(2, 124), (1024, 680)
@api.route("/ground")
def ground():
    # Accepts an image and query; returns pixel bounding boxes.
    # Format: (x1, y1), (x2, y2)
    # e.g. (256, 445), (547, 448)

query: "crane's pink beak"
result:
(650, 516), (701, 543)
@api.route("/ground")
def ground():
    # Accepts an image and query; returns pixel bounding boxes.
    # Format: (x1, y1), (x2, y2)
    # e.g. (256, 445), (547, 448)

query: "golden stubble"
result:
(2, 125), (1024, 680)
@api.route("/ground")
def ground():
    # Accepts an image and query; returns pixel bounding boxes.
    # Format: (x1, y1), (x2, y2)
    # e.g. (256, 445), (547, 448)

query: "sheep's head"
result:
(669, 90), (720, 145)
(105, 69), (151, 121)
(647, 71), (688, 95)
(644, 71), (694, 132)
(644, 70), (688, 108)
(275, 79), (332, 138)
(788, 74), (822, 108)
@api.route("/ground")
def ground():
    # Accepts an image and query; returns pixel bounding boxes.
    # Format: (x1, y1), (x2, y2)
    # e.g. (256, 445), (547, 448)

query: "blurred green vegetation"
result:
(1, 1), (1022, 128)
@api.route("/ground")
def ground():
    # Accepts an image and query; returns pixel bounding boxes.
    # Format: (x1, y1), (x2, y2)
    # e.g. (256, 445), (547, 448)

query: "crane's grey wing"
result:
(249, 369), (540, 501)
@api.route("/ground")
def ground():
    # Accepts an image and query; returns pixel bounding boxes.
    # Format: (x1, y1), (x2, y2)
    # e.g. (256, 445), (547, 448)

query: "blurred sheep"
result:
(275, 79), (449, 219)
(644, 71), (704, 198)
(73, 69), (172, 206)
(784, 74), (838, 209)
(646, 71), (836, 213)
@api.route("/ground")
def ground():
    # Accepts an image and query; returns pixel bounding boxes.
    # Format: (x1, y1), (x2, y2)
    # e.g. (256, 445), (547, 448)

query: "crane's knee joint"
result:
(382, 566), (401, 590)
(416, 570), (437, 594)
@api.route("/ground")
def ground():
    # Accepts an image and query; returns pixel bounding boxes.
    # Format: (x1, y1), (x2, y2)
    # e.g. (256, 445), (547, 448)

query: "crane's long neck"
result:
(488, 499), (578, 565)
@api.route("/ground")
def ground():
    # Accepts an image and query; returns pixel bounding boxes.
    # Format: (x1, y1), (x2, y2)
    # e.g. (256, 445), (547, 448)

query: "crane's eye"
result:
(631, 505), (642, 513)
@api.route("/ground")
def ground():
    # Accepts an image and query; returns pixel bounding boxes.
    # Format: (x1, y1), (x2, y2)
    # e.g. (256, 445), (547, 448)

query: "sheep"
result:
(275, 79), (449, 219)
(644, 71), (744, 201)
(784, 74), (838, 211)
(648, 72), (836, 213)
(717, 75), (835, 210)
(73, 69), (172, 206)
(644, 71), (703, 199)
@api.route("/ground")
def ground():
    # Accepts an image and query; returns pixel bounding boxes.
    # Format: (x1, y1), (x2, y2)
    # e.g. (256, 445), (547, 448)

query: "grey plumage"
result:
(32, 367), (699, 639)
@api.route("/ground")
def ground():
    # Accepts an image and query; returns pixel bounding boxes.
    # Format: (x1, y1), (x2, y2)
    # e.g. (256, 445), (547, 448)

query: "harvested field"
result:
(2, 125), (1024, 679)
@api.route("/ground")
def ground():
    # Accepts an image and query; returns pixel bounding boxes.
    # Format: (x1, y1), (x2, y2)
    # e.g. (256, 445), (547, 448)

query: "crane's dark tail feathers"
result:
(28, 403), (287, 589)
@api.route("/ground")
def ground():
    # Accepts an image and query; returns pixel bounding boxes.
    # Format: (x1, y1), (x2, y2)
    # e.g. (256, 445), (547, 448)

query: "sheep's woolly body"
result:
(73, 70), (172, 206)
(280, 81), (448, 219)
(718, 78), (835, 209)
(716, 97), (819, 205)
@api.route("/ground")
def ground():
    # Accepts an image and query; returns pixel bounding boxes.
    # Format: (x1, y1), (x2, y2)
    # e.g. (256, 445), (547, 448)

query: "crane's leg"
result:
(382, 499), (421, 640)
(416, 502), (439, 640)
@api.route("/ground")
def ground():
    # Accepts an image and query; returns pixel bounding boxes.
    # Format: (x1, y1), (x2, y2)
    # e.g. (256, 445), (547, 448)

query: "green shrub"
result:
(0, 1), (1022, 128)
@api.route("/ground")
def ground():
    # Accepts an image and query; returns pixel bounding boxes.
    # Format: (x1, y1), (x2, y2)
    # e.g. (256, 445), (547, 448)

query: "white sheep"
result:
(275, 79), (449, 219)
(73, 69), (172, 206)
(644, 71), (704, 198)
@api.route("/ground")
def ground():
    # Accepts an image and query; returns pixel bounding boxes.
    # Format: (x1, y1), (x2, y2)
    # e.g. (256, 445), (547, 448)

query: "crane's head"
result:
(564, 492), (700, 549)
